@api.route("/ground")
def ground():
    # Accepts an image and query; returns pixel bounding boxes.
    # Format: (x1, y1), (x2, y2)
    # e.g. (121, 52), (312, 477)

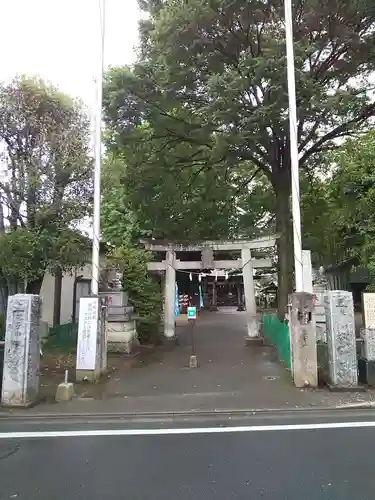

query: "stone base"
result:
(327, 384), (366, 393)
(358, 358), (375, 387)
(55, 382), (74, 402)
(107, 340), (133, 355)
(75, 369), (101, 383)
(189, 355), (198, 368)
(244, 336), (263, 346)
(1, 397), (42, 409)
(107, 320), (137, 354)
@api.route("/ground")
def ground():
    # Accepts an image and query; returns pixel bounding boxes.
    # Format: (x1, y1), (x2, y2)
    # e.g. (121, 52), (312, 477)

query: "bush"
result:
(106, 246), (162, 344)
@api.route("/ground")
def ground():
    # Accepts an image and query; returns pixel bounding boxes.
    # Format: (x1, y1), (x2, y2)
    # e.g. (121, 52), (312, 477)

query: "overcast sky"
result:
(0, 0), (141, 109)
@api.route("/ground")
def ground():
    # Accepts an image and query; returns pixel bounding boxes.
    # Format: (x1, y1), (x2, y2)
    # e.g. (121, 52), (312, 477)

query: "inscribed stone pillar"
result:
(324, 291), (358, 388)
(289, 292), (318, 388)
(1, 294), (42, 407)
(359, 328), (375, 386)
(241, 248), (258, 337)
(76, 296), (106, 382)
(361, 328), (375, 361)
(164, 250), (176, 338)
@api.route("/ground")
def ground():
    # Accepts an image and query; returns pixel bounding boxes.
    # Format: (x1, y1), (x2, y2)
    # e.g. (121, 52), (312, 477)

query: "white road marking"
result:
(1, 421), (375, 439)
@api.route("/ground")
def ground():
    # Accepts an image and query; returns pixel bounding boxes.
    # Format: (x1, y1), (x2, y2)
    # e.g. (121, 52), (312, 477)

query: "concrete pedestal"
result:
(55, 382), (74, 402)
(325, 291), (358, 389)
(289, 292), (318, 388)
(1, 294), (42, 407)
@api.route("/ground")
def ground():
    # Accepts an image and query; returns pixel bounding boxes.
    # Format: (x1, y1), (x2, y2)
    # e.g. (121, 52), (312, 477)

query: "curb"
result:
(0, 404), (374, 421)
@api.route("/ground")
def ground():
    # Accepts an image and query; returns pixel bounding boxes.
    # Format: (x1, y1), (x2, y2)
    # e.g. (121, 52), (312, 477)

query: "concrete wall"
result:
(40, 263), (92, 326)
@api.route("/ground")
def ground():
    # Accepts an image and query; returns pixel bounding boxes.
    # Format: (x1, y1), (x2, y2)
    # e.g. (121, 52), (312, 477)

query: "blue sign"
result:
(187, 306), (197, 320)
(174, 283), (180, 317)
(199, 285), (204, 308)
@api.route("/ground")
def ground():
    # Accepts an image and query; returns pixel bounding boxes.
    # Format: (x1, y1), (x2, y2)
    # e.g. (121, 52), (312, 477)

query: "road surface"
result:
(0, 410), (374, 499)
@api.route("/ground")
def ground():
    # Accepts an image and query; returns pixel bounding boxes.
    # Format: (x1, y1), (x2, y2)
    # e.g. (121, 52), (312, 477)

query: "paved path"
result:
(102, 307), (294, 400)
(56, 307), (373, 413)
(5, 308), (374, 417)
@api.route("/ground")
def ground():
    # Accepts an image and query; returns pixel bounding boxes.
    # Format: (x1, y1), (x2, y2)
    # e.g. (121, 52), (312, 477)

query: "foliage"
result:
(102, 117), (238, 242)
(324, 132), (375, 287)
(103, 0), (375, 315)
(0, 76), (93, 292)
(106, 246), (162, 344)
(101, 154), (152, 246)
(0, 228), (90, 286)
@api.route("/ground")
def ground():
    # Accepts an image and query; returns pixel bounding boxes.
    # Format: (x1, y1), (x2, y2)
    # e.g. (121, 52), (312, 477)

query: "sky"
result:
(0, 0), (141, 109)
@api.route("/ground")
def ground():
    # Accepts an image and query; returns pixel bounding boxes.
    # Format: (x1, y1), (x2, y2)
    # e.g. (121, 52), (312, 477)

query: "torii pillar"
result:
(164, 249), (176, 339)
(241, 248), (259, 341)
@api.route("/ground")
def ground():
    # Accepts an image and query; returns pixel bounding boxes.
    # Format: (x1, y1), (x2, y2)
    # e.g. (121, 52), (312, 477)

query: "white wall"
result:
(40, 263), (92, 326)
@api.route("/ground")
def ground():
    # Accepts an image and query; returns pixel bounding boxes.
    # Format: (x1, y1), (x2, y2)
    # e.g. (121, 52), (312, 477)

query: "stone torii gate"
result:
(142, 236), (277, 342)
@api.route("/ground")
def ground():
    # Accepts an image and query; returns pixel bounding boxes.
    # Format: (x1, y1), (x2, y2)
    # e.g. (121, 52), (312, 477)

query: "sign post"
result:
(187, 306), (198, 368)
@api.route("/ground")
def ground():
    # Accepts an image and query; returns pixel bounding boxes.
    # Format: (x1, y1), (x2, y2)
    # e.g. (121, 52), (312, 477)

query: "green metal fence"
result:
(44, 322), (78, 350)
(262, 313), (291, 370)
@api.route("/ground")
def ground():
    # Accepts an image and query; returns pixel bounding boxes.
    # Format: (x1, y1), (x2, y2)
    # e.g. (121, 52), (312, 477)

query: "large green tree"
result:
(327, 132), (375, 279)
(0, 76), (93, 299)
(104, 0), (375, 314)
(102, 119), (239, 243)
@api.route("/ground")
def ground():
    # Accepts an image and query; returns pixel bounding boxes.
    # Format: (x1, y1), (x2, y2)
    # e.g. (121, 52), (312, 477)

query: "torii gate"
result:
(142, 235), (277, 342)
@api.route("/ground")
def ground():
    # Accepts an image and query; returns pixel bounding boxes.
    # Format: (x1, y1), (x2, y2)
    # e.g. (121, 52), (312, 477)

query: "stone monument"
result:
(324, 290), (358, 389)
(1, 294), (42, 407)
(289, 292), (318, 388)
(104, 291), (137, 354)
(358, 328), (375, 386)
(313, 266), (329, 343)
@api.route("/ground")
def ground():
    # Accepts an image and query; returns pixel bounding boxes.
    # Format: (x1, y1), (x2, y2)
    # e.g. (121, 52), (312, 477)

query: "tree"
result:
(0, 76), (93, 296)
(102, 119), (239, 243)
(326, 132), (375, 281)
(103, 0), (375, 315)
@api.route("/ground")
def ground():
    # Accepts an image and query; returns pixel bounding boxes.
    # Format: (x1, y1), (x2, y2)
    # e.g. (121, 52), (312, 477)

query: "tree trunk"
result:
(53, 267), (63, 326)
(274, 169), (294, 321)
(26, 277), (44, 295)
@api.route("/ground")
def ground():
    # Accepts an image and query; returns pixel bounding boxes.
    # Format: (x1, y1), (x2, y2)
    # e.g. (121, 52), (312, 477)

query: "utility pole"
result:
(91, 0), (106, 296)
(284, 0), (303, 292)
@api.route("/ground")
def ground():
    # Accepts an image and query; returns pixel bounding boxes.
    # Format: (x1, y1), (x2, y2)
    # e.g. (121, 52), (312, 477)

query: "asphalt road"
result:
(0, 410), (375, 500)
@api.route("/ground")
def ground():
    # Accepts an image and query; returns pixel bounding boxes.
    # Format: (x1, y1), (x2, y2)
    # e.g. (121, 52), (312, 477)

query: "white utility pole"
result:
(284, 0), (303, 292)
(91, 0), (106, 296)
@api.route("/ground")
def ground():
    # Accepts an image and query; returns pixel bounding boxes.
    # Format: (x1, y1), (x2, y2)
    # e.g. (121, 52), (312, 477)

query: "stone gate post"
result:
(1, 294), (42, 407)
(289, 292), (318, 388)
(324, 290), (358, 389)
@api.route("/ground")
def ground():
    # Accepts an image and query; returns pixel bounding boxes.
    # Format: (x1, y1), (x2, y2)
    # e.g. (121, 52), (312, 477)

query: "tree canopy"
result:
(0, 76), (93, 295)
(103, 0), (375, 313)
